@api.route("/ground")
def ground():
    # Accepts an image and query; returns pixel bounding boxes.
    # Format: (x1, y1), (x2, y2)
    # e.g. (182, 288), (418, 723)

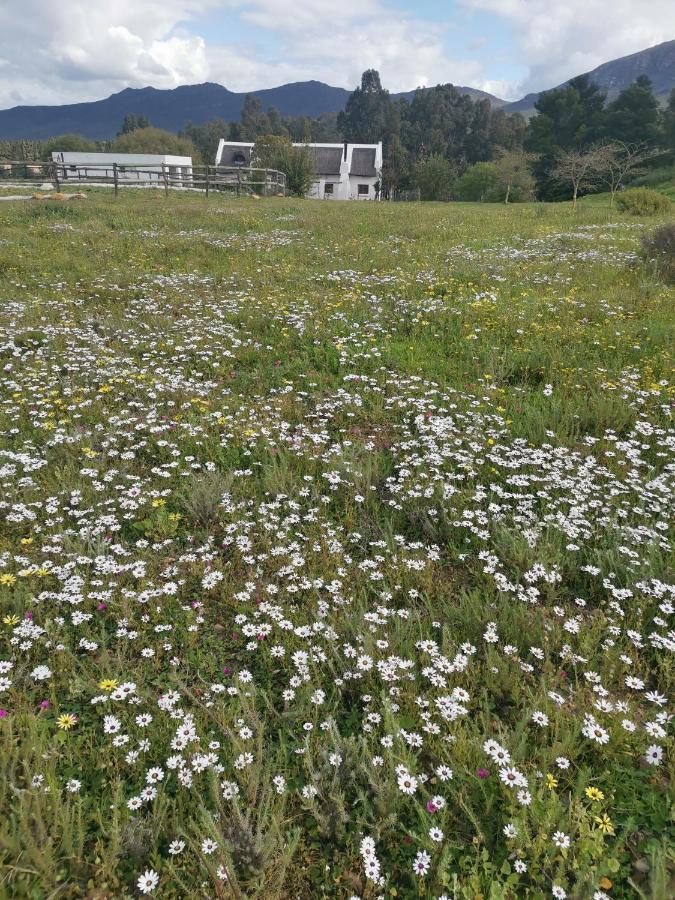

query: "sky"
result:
(0, 1), (673, 110)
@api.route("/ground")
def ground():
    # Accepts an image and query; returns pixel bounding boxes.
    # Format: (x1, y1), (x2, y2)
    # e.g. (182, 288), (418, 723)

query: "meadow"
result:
(0, 191), (672, 899)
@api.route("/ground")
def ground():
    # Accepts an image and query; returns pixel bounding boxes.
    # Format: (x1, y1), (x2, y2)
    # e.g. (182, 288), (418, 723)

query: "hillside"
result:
(506, 39), (675, 115)
(0, 81), (504, 140)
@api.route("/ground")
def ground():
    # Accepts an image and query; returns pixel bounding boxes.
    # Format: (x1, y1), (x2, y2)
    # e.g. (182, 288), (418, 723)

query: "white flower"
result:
(397, 771), (418, 795)
(644, 744), (663, 766)
(552, 831), (570, 850)
(412, 850), (431, 875)
(30, 665), (52, 681)
(137, 869), (159, 894)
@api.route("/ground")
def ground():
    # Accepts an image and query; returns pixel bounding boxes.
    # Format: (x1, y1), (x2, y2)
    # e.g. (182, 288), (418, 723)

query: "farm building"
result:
(215, 140), (383, 200)
(51, 152), (193, 182)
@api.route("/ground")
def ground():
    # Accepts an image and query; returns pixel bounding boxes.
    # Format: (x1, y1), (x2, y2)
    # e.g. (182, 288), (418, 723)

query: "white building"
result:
(51, 152), (193, 182)
(214, 140), (383, 200)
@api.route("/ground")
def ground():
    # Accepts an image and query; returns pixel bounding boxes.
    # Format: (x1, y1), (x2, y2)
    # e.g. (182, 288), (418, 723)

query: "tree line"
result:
(2, 70), (674, 202)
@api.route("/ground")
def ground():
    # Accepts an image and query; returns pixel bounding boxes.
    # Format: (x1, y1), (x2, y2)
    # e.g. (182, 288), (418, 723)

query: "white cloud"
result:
(0, 0), (670, 111)
(0, 0), (485, 109)
(465, 0), (675, 93)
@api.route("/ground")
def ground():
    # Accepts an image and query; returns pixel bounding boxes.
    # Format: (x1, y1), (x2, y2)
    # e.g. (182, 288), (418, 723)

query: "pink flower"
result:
(477, 768), (490, 779)
(0, 709), (8, 718)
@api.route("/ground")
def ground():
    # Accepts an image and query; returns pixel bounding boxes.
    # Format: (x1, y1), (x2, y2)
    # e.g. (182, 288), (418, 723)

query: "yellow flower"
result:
(20, 537), (33, 546)
(594, 814), (615, 835)
(99, 679), (118, 692)
(168, 513), (182, 522)
(151, 498), (166, 508)
(585, 787), (605, 802)
(57, 713), (78, 730)
(546, 773), (558, 790)
(3, 614), (20, 626)
(0, 574), (17, 586)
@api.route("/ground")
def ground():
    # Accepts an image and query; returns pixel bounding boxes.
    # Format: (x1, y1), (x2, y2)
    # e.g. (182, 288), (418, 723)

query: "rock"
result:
(39, 182), (54, 191)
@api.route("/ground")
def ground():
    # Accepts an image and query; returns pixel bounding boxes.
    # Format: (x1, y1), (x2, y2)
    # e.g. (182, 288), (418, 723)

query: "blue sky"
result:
(0, 1), (673, 109)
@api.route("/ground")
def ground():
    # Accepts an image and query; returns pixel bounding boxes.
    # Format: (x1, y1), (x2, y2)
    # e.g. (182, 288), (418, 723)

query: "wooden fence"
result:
(0, 161), (286, 197)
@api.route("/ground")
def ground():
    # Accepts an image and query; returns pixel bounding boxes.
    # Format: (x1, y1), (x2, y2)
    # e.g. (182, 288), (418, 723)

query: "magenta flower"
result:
(477, 768), (490, 779)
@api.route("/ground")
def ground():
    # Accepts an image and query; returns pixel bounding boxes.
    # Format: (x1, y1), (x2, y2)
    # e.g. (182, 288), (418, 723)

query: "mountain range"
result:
(0, 40), (672, 140)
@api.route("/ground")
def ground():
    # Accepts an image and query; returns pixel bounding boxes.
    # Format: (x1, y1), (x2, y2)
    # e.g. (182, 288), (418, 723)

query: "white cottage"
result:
(51, 152), (193, 183)
(214, 140), (383, 200)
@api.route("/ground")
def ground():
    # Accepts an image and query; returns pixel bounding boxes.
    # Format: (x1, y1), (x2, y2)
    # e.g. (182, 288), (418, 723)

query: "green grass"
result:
(0, 191), (673, 899)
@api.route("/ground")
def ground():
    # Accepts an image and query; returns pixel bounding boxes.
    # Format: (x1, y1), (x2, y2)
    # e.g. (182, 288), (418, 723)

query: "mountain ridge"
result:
(505, 39), (675, 115)
(0, 40), (672, 140)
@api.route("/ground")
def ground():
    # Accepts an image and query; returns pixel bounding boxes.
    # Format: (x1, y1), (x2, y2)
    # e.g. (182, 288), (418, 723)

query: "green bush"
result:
(615, 187), (671, 216)
(456, 162), (499, 201)
(412, 155), (454, 201)
(640, 222), (675, 283)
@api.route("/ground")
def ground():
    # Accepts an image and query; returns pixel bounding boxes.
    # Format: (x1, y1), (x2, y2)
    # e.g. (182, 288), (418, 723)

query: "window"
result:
(358, 183), (369, 195)
(324, 183), (334, 195)
(232, 152), (246, 167)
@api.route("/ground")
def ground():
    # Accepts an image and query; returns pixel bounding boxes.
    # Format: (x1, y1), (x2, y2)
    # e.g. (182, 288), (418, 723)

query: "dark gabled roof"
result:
(219, 145), (251, 166)
(350, 147), (377, 177)
(307, 146), (343, 175)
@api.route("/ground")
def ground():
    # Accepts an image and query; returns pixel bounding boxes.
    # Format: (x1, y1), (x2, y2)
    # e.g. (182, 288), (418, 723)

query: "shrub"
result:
(253, 138), (314, 197)
(640, 222), (675, 283)
(412, 155), (454, 201)
(456, 162), (499, 201)
(615, 187), (671, 216)
(112, 127), (199, 162)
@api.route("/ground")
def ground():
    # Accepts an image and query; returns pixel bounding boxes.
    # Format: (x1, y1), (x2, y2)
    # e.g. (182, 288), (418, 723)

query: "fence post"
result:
(236, 168), (241, 197)
(113, 163), (119, 198)
(205, 165), (210, 198)
(52, 161), (60, 191)
(162, 164), (169, 197)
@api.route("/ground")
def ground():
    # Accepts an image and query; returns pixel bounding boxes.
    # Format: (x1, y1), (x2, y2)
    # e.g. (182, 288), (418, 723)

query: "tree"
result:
(598, 141), (657, 206)
(338, 69), (397, 145)
(118, 114), (150, 137)
(493, 150), (535, 202)
(253, 137), (314, 196)
(112, 127), (199, 161)
(663, 89), (675, 152)
(488, 109), (527, 153)
(252, 135), (293, 168)
(526, 76), (608, 199)
(238, 95), (271, 140)
(382, 135), (410, 197)
(412, 155), (454, 200)
(549, 146), (609, 208)
(40, 133), (98, 159)
(527, 76), (606, 155)
(180, 119), (228, 165)
(456, 162), (499, 201)
(604, 76), (660, 145)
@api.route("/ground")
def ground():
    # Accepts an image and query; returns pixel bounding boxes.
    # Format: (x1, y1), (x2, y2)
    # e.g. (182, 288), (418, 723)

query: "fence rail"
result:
(0, 161), (286, 197)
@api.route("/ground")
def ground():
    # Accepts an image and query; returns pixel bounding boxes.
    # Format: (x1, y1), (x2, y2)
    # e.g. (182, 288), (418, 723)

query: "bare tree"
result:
(598, 141), (658, 207)
(549, 147), (609, 210)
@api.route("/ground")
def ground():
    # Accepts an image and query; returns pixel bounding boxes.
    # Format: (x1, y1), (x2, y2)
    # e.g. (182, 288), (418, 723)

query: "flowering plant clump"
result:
(0, 193), (671, 897)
